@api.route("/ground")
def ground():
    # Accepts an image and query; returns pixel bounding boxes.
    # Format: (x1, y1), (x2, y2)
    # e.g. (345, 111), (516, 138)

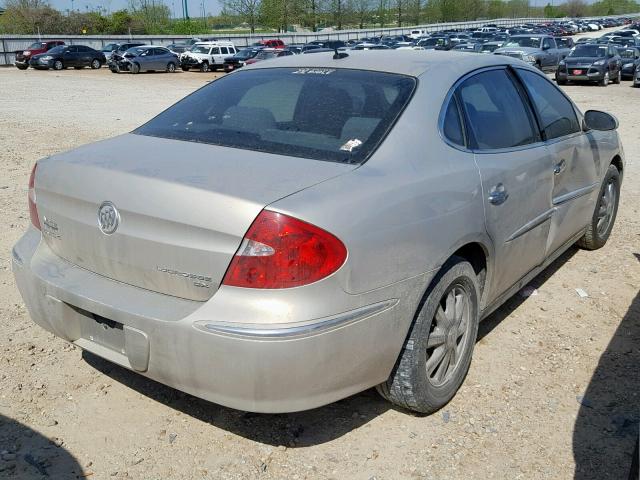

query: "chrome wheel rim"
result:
(426, 284), (471, 387)
(604, 72), (609, 85)
(596, 180), (616, 236)
(92, 60), (100, 69)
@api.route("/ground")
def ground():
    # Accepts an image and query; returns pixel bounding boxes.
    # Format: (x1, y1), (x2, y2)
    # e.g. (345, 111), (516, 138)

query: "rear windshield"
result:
(135, 68), (416, 164)
(504, 37), (542, 48)
(570, 45), (607, 57)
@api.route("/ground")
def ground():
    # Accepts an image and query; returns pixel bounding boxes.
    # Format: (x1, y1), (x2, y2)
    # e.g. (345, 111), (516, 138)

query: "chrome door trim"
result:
(505, 209), (554, 243)
(552, 182), (598, 206)
(193, 299), (398, 340)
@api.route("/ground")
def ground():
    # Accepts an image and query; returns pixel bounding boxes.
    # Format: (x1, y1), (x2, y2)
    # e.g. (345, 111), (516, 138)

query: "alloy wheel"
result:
(596, 179), (617, 236)
(425, 284), (471, 387)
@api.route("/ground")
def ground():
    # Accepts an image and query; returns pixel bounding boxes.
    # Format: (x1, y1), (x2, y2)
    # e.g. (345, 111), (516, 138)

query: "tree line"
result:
(0, 0), (638, 35)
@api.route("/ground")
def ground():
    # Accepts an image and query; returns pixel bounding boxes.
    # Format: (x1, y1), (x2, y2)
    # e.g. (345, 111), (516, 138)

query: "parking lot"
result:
(1, 28), (639, 479)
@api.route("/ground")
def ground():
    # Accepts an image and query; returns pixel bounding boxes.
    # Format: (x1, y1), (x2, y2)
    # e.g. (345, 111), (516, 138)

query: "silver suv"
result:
(12, 52), (624, 413)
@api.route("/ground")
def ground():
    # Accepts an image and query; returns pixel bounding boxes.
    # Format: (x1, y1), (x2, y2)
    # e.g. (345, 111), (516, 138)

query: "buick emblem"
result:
(98, 201), (120, 235)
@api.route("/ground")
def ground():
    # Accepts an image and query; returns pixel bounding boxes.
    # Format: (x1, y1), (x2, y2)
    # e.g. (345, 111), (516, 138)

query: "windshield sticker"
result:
(340, 138), (363, 152)
(292, 68), (335, 75)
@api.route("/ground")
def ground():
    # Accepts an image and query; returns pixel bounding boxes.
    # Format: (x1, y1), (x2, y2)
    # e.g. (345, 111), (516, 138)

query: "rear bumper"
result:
(556, 66), (606, 82)
(12, 228), (426, 413)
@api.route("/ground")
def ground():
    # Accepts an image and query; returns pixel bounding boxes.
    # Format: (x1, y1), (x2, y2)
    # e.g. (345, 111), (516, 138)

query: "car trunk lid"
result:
(35, 133), (352, 301)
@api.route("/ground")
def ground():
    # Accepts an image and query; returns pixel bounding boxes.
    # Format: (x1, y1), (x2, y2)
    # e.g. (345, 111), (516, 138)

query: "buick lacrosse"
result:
(13, 51), (623, 413)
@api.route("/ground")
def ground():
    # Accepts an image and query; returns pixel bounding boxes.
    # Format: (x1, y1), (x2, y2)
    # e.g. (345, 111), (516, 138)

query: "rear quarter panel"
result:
(270, 76), (490, 296)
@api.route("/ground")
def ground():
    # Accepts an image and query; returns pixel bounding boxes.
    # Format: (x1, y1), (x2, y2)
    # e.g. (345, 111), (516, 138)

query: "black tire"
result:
(599, 71), (610, 87)
(577, 164), (621, 250)
(166, 62), (176, 73)
(53, 60), (64, 71)
(377, 256), (480, 414)
(15, 64), (29, 70)
(557, 78), (567, 85)
(131, 62), (140, 74)
(200, 61), (210, 72)
(613, 69), (621, 84)
(91, 59), (101, 69)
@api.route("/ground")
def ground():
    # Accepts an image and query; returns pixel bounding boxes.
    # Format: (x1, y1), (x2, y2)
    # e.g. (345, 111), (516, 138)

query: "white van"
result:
(408, 29), (428, 39)
(180, 41), (237, 72)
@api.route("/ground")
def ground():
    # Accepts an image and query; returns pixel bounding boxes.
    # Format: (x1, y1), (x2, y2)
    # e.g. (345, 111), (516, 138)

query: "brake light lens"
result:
(28, 163), (40, 230)
(222, 210), (347, 289)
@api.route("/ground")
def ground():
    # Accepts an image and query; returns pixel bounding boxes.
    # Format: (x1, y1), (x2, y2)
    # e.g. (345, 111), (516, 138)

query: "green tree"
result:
(222, 0), (261, 32)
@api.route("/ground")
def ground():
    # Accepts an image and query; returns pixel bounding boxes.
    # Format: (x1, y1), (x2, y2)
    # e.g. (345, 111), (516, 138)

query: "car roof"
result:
(195, 41), (235, 45)
(245, 49), (525, 78)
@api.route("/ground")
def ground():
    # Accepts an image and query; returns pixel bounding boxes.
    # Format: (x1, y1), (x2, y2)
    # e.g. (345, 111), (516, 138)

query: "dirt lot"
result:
(1, 31), (639, 480)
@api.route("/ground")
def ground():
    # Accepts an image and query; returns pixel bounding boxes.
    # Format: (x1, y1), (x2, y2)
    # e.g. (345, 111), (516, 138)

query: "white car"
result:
(179, 41), (237, 72)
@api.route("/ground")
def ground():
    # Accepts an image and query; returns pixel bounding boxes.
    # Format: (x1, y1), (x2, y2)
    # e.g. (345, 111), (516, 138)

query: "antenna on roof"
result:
(333, 47), (348, 59)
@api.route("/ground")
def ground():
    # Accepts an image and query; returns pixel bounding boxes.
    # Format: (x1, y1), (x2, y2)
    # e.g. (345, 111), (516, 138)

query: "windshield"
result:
(191, 45), (209, 53)
(482, 44), (499, 52)
(135, 68), (416, 164)
(27, 42), (46, 50)
(102, 43), (118, 51)
(125, 47), (147, 56)
(570, 45), (608, 57)
(617, 48), (637, 59)
(234, 49), (256, 59)
(47, 46), (66, 54)
(504, 37), (542, 48)
(423, 38), (445, 46)
(255, 51), (276, 59)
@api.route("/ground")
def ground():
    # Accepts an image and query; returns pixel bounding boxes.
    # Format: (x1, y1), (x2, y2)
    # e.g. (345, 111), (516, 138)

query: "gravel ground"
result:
(0, 29), (639, 480)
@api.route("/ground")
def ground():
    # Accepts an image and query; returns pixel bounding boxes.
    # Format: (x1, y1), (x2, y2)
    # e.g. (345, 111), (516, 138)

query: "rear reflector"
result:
(28, 163), (40, 230)
(222, 210), (347, 289)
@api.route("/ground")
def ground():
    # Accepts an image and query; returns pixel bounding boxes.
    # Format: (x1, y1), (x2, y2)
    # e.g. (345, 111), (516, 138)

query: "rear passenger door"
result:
(63, 46), (79, 66)
(515, 68), (598, 256)
(456, 67), (554, 301)
(77, 46), (92, 66)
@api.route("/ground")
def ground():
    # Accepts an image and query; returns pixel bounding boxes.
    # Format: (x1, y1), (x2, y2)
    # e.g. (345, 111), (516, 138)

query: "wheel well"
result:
(451, 243), (488, 297)
(611, 155), (623, 179)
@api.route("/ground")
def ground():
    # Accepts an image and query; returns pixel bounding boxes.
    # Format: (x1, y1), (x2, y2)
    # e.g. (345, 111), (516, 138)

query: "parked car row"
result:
(12, 16), (639, 77)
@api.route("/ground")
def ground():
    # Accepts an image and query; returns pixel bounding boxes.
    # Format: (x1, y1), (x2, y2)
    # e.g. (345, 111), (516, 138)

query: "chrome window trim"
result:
(513, 67), (583, 143)
(438, 65), (546, 155)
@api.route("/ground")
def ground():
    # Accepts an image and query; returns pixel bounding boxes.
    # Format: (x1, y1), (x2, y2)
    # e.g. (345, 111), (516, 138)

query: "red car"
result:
(258, 39), (286, 49)
(15, 41), (66, 70)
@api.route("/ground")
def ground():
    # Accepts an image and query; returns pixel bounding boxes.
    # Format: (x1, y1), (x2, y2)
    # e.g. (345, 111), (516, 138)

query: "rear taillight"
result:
(222, 210), (347, 289)
(28, 163), (40, 230)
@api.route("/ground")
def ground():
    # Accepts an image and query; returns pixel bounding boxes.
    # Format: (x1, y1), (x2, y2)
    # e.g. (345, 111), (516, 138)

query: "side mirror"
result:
(583, 110), (618, 131)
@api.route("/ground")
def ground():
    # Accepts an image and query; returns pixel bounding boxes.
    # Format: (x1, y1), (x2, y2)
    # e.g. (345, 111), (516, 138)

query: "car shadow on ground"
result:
(572, 253), (640, 480)
(0, 414), (83, 479)
(83, 246), (581, 447)
(478, 246), (578, 341)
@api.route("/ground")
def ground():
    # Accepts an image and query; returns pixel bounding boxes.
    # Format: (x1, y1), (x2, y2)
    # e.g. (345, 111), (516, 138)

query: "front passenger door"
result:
(457, 68), (554, 301)
(542, 37), (558, 68)
(515, 68), (599, 256)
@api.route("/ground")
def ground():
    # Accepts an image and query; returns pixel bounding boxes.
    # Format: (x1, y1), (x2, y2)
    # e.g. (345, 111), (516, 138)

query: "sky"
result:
(46, 0), (224, 17)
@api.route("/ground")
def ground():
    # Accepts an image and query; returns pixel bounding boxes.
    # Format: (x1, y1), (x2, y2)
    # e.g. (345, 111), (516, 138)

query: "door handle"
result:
(488, 183), (508, 205)
(554, 159), (567, 175)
